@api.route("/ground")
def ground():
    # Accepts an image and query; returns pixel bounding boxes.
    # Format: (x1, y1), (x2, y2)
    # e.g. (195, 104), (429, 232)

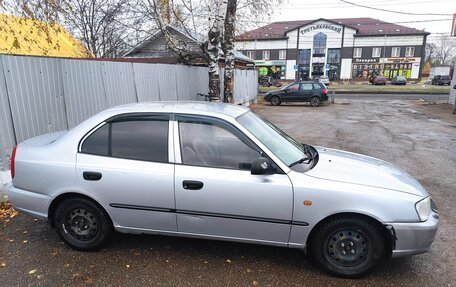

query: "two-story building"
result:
(235, 18), (429, 81)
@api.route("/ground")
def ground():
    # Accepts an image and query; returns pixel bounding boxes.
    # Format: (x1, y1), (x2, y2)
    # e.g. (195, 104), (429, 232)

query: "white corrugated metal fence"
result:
(0, 55), (258, 171)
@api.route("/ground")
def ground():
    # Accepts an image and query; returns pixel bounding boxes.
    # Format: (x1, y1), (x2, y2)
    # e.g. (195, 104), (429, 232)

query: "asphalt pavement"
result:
(1, 96), (455, 286)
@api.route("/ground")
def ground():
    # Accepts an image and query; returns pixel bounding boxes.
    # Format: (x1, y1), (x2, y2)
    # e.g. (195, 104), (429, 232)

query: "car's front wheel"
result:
(270, 96), (281, 106)
(310, 97), (321, 107)
(309, 216), (385, 278)
(54, 197), (113, 251)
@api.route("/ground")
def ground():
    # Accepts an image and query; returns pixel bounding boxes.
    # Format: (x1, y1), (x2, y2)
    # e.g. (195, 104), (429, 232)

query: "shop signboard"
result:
(353, 58), (379, 63)
(312, 57), (325, 63)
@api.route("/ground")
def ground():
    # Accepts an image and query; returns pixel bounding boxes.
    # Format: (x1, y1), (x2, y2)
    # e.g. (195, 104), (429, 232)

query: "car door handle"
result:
(83, 171), (102, 181)
(183, 180), (204, 190)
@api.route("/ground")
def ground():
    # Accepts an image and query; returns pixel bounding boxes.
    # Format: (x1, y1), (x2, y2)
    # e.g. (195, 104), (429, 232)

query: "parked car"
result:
(8, 102), (438, 278)
(258, 76), (274, 87)
(318, 75), (330, 85)
(431, 75), (451, 86)
(370, 75), (387, 85)
(391, 75), (407, 85)
(264, 81), (328, 107)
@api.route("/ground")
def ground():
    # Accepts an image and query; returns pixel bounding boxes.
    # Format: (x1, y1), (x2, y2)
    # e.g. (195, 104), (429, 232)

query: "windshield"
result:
(237, 111), (305, 166)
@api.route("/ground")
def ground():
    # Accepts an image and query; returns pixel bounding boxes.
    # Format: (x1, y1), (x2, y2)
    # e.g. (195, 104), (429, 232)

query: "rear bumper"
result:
(390, 211), (439, 258)
(7, 186), (51, 220)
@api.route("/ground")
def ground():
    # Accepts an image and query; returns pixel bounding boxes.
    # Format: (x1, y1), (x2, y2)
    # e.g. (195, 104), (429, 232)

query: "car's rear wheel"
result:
(310, 97), (321, 107)
(54, 197), (113, 251)
(270, 96), (281, 106)
(309, 216), (385, 278)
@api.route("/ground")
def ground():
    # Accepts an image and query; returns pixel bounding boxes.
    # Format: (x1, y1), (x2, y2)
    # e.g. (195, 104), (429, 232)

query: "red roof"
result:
(236, 18), (429, 41)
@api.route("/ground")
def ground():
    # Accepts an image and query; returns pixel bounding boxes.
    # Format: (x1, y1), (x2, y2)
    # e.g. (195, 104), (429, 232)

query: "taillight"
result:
(322, 89), (328, 95)
(11, 146), (17, 178)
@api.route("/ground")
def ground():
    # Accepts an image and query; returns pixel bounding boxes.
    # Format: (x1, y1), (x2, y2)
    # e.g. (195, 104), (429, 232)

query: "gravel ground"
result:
(1, 98), (455, 286)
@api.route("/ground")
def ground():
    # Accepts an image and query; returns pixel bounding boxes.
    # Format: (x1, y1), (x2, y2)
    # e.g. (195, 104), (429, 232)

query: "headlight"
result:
(415, 197), (431, 222)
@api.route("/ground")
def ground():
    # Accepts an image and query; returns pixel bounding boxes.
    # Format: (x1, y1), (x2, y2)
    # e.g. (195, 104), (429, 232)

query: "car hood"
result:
(305, 147), (428, 197)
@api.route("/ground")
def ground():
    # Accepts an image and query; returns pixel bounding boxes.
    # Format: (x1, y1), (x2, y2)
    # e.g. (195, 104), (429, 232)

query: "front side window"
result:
(81, 116), (169, 163)
(405, 47), (415, 57)
(179, 118), (259, 170)
(237, 111), (304, 166)
(262, 50), (270, 60)
(353, 48), (362, 58)
(287, 83), (300, 91)
(372, 47), (381, 57)
(391, 47), (401, 57)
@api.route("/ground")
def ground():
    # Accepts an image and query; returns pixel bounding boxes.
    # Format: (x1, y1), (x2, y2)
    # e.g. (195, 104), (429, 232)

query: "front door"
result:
(298, 82), (314, 101)
(282, 83), (301, 102)
(174, 115), (293, 244)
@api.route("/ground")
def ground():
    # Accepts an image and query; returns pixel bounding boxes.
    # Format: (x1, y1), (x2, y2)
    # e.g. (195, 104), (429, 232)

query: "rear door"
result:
(299, 83), (314, 101)
(76, 114), (176, 232)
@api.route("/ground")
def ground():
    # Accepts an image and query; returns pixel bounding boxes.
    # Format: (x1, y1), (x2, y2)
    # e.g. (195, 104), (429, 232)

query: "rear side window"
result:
(81, 124), (109, 156)
(300, 83), (313, 90)
(81, 116), (169, 163)
(312, 83), (322, 90)
(111, 120), (168, 162)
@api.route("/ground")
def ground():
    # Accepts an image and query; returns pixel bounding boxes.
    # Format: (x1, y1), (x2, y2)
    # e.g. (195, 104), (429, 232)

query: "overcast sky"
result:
(269, 0), (455, 43)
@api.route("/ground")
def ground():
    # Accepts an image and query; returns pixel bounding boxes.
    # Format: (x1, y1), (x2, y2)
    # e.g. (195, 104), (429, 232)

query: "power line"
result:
(338, 0), (453, 16)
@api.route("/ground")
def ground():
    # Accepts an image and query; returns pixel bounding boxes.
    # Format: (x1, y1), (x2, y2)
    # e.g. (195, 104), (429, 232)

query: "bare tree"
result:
(137, 0), (283, 102)
(433, 35), (456, 65)
(58, 0), (132, 57)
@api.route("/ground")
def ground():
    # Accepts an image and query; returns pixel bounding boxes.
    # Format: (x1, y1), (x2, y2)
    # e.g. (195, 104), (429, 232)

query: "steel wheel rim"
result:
(65, 208), (99, 241)
(327, 229), (368, 267)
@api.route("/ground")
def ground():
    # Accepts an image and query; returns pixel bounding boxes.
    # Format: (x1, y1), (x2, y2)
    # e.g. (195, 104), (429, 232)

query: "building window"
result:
(353, 48), (362, 58)
(262, 50), (270, 60)
(372, 47), (381, 58)
(405, 47), (415, 57)
(327, 49), (340, 63)
(298, 49), (311, 64)
(391, 47), (401, 57)
(278, 50), (286, 60)
(246, 51), (254, 59)
(313, 32), (327, 54)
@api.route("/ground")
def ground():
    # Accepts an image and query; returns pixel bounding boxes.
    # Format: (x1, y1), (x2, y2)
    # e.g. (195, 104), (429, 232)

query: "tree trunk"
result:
(222, 0), (236, 104)
(207, 0), (227, 101)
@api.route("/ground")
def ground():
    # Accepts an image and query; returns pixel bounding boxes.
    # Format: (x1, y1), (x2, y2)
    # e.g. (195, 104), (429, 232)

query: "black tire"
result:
(308, 216), (385, 278)
(54, 197), (113, 251)
(270, 96), (281, 106)
(310, 97), (321, 107)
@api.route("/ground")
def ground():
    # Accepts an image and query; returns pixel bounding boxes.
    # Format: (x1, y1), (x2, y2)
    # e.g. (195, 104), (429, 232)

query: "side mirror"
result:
(453, 84), (456, 89)
(251, 157), (275, 175)
(284, 88), (290, 92)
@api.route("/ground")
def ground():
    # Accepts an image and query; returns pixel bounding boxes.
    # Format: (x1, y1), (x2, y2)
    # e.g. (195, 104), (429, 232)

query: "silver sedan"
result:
(8, 102), (438, 278)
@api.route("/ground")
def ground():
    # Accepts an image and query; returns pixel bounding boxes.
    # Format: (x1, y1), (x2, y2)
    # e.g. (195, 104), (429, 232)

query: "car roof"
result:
(103, 101), (250, 118)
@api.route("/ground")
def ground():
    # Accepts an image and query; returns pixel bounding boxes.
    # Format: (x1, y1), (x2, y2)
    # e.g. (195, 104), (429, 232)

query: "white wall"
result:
(234, 40), (288, 50)
(286, 60), (296, 80)
(353, 35), (424, 47)
(340, 59), (352, 79)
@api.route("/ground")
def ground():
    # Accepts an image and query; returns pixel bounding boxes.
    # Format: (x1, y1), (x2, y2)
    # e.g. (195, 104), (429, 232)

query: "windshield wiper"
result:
(289, 144), (314, 167)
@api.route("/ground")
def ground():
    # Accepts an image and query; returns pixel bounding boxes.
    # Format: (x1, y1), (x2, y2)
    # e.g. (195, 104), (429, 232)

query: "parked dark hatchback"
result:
(264, 81), (328, 107)
(431, 75), (451, 86)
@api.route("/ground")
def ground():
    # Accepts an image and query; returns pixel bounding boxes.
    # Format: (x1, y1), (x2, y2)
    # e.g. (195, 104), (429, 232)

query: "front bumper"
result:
(390, 211), (439, 258)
